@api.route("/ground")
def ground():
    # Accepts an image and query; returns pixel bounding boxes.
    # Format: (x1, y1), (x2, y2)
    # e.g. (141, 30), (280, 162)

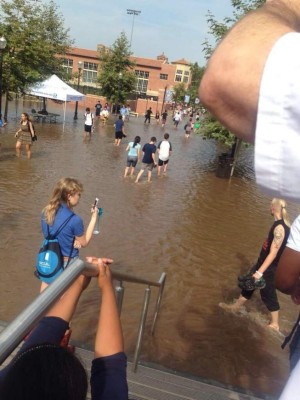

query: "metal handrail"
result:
(114, 272), (166, 371)
(0, 259), (96, 365)
(0, 259), (166, 372)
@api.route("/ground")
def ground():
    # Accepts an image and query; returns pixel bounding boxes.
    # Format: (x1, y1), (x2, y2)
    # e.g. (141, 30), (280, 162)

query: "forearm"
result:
(200, 0), (300, 143)
(257, 252), (278, 274)
(95, 285), (124, 357)
(83, 215), (97, 246)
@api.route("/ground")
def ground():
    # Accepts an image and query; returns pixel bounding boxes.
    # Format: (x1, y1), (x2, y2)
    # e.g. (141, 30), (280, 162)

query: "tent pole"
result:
(63, 101), (66, 131)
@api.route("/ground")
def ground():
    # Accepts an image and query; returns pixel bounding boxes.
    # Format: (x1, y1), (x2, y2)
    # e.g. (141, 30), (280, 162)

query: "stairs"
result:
(76, 347), (263, 400)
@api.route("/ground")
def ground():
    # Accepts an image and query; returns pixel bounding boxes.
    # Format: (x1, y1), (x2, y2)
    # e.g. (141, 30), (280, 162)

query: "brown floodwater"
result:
(0, 100), (299, 397)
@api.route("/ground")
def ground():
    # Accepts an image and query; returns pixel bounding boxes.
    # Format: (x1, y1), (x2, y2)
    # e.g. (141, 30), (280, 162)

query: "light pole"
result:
(126, 9), (141, 48)
(116, 72), (122, 114)
(73, 60), (83, 120)
(0, 36), (7, 119)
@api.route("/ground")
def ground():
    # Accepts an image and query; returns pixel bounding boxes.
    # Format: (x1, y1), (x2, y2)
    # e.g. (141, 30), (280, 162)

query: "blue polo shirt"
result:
(115, 119), (123, 132)
(41, 204), (84, 258)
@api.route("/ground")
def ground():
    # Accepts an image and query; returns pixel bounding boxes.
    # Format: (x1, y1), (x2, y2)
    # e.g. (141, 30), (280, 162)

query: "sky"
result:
(53, 0), (233, 66)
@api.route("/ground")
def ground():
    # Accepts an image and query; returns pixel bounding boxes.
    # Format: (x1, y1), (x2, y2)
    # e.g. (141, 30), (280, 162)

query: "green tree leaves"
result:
(97, 32), (136, 104)
(0, 0), (72, 95)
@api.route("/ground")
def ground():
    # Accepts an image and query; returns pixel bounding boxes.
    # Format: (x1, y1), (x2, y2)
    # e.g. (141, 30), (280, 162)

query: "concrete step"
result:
(76, 347), (263, 400)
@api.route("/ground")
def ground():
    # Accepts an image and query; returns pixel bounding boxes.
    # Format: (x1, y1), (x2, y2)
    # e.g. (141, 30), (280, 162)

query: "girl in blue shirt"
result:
(124, 136), (141, 178)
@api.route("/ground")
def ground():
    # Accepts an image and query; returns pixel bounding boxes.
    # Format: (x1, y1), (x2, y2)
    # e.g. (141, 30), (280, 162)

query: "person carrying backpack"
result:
(38, 177), (98, 292)
(84, 108), (94, 140)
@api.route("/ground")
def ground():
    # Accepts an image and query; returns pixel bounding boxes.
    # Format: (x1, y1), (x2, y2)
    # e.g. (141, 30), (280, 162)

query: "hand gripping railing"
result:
(0, 259), (166, 372)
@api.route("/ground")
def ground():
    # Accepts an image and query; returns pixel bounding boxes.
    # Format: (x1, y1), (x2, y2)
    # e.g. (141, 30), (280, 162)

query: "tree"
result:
(97, 32), (136, 105)
(187, 63), (205, 105)
(0, 0), (72, 117)
(172, 83), (186, 106)
(201, 0), (265, 147)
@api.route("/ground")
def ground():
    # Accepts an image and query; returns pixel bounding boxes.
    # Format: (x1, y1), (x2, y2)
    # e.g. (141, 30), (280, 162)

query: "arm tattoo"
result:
(274, 226), (284, 248)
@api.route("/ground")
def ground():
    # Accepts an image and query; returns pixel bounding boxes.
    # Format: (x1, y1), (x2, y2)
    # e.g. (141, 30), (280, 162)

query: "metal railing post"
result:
(0, 259), (98, 366)
(132, 285), (151, 372)
(114, 281), (124, 316)
(151, 273), (166, 335)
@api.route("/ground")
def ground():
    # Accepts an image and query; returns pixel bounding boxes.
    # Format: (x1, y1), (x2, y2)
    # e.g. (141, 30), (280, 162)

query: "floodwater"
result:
(0, 100), (300, 398)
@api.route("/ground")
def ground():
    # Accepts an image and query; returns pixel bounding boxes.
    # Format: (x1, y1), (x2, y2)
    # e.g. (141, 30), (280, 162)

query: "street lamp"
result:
(73, 60), (83, 120)
(126, 9), (141, 48)
(116, 72), (122, 115)
(0, 36), (7, 118)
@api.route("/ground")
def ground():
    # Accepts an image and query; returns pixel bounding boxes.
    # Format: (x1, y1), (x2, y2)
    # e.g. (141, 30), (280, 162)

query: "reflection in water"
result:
(0, 101), (300, 397)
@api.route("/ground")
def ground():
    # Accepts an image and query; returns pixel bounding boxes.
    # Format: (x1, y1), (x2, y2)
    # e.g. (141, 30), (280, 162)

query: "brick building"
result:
(60, 45), (191, 114)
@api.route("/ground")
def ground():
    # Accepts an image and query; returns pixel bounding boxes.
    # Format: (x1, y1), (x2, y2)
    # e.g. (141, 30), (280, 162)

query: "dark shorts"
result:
(95, 109), (101, 116)
(115, 131), (123, 140)
(142, 162), (154, 171)
(158, 158), (169, 166)
(127, 156), (138, 167)
(85, 124), (92, 133)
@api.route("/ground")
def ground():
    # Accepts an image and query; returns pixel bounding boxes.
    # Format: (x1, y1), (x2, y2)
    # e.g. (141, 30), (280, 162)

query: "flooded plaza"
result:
(0, 101), (299, 397)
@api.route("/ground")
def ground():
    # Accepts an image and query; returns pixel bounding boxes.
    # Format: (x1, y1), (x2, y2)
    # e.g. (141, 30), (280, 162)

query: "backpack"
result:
(35, 214), (74, 284)
(28, 121), (37, 141)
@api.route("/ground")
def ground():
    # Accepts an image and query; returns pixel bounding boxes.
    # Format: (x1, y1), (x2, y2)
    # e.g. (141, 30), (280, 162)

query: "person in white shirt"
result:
(100, 107), (109, 126)
(157, 133), (172, 176)
(199, 0), (300, 202)
(199, 1), (300, 398)
(84, 108), (94, 140)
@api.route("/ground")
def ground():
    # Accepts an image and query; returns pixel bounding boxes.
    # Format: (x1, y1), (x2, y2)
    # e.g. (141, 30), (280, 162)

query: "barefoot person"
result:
(220, 198), (290, 331)
(157, 133), (172, 176)
(135, 137), (157, 183)
(124, 136), (141, 178)
(15, 113), (35, 159)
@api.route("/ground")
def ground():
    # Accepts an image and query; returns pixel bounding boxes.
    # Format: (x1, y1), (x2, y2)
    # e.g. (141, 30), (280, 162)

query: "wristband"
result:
(256, 271), (263, 277)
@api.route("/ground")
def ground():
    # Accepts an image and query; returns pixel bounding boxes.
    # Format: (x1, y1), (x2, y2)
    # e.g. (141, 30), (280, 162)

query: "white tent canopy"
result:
(27, 74), (85, 123)
(28, 74), (85, 102)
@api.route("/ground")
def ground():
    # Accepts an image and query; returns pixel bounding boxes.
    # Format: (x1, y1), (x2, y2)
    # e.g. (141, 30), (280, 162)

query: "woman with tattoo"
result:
(220, 198), (290, 331)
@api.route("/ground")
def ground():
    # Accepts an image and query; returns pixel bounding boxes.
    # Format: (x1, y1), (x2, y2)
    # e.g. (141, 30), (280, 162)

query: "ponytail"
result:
(132, 136), (141, 148)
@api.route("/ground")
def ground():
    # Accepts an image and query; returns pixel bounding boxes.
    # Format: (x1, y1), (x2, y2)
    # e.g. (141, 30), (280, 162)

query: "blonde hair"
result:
(43, 178), (83, 225)
(271, 198), (291, 227)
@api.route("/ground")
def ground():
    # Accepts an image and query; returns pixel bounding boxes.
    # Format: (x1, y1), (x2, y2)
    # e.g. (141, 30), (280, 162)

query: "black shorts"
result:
(115, 131), (123, 139)
(85, 124), (92, 133)
(127, 156), (138, 167)
(158, 158), (169, 166)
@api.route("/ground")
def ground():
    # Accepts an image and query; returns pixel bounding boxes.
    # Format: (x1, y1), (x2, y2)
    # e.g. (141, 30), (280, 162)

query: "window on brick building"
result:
(135, 70), (149, 93)
(82, 62), (98, 83)
(62, 58), (73, 79)
(160, 73), (168, 80)
(183, 76), (189, 83)
(175, 75), (182, 82)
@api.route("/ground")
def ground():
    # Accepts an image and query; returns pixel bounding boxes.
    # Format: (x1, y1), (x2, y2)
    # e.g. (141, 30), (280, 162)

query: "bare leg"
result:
(130, 167), (135, 176)
(164, 163), (168, 174)
(16, 141), (21, 157)
(124, 167), (129, 177)
(157, 165), (162, 176)
(40, 281), (49, 292)
(269, 311), (280, 331)
(147, 170), (152, 182)
(25, 144), (31, 159)
(135, 169), (144, 183)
